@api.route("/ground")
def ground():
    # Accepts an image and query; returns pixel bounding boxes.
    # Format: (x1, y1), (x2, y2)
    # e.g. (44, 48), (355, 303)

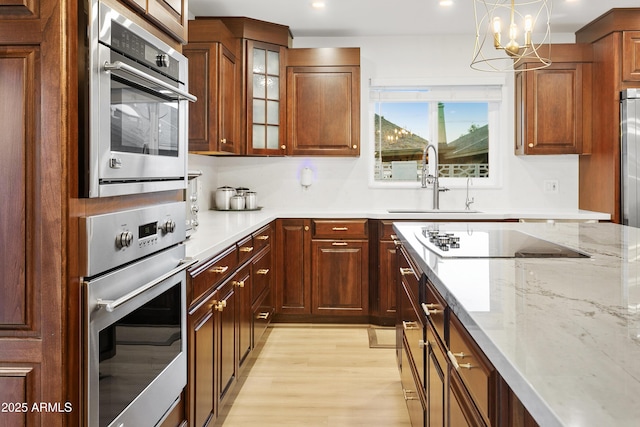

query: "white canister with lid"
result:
(230, 195), (245, 210)
(215, 186), (236, 210)
(244, 191), (258, 210)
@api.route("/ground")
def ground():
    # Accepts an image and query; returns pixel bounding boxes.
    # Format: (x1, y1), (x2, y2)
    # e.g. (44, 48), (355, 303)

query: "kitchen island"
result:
(393, 221), (640, 427)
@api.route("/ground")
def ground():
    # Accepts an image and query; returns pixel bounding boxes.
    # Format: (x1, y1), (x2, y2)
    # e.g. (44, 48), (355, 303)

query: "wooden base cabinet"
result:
(275, 219), (312, 315)
(311, 239), (369, 316)
(275, 219), (370, 320)
(397, 241), (539, 427)
(187, 222), (274, 426)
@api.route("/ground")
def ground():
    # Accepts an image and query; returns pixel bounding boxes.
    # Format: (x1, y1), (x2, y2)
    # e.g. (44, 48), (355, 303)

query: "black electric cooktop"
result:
(416, 228), (590, 259)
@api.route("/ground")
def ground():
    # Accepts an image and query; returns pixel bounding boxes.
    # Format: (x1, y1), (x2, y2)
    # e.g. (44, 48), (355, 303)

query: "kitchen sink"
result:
(387, 209), (482, 214)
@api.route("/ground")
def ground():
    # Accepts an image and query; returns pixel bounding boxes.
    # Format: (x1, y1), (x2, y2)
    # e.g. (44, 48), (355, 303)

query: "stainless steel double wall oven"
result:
(78, 1), (196, 426)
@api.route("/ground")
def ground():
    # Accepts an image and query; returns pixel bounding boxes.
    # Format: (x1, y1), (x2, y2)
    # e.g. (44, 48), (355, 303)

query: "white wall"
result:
(190, 33), (580, 212)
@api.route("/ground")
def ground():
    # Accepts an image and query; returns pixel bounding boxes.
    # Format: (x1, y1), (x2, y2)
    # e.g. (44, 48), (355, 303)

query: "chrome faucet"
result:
(465, 177), (475, 211)
(421, 144), (448, 210)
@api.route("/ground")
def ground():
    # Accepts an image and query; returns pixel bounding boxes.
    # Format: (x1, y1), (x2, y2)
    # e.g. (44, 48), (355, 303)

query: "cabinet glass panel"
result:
(253, 48), (266, 73)
(253, 99), (266, 123)
(266, 76), (279, 99)
(253, 75), (266, 97)
(267, 51), (279, 75)
(253, 125), (266, 147)
(266, 126), (279, 149)
(267, 100), (279, 125)
(251, 45), (281, 151)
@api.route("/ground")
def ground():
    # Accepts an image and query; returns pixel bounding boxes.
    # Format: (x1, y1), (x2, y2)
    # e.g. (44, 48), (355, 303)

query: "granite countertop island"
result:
(393, 221), (640, 427)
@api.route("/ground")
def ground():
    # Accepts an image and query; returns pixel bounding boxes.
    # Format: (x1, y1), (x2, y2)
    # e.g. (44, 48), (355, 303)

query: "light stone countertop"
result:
(186, 207), (609, 262)
(393, 221), (640, 427)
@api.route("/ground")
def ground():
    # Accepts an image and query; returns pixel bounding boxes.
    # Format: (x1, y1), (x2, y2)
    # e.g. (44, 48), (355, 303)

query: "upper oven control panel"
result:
(79, 201), (186, 278)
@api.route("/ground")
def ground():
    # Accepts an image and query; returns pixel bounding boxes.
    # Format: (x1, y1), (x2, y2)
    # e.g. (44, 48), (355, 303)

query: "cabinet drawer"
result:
(400, 281), (425, 387)
(379, 220), (402, 241)
(251, 247), (272, 303)
(400, 337), (426, 427)
(399, 246), (421, 303)
(190, 245), (238, 305)
(252, 223), (272, 253)
(449, 312), (496, 424)
(424, 280), (446, 343)
(312, 219), (368, 239)
(253, 288), (273, 344)
(237, 235), (254, 265)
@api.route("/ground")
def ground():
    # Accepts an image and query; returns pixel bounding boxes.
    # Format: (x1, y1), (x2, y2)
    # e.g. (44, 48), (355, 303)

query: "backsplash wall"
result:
(189, 33), (581, 213)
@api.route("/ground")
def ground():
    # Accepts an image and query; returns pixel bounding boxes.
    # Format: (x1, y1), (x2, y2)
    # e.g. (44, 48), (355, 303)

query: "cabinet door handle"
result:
(421, 303), (442, 317)
(332, 242), (348, 246)
(352, 145), (358, 150)
(233, 280), (245, 288)
(256, 268), (270, 275)
(240, 246), (254, 253)
(221, 138), (227, 144)
(256, 235), (270, 241)
(332, 227), (349, 231)
(448, 350), (474, 370)
(402, 389), (418, 401)
(400, 267), (413, 276)
(402, 321), (420, 330)
(256, 312), (270, 320)
(210, 266), (229, 274)
(281, 145), (286, 150)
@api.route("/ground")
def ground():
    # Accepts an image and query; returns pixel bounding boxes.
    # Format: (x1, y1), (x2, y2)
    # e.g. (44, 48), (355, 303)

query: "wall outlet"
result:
(544, 180), (559, 194)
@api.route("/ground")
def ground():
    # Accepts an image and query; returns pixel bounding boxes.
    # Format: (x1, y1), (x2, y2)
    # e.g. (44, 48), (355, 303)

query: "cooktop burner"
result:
(416, 228), (590, 258)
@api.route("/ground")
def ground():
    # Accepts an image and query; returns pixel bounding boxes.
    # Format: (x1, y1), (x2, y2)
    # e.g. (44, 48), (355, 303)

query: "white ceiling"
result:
(187, 0), (640, 38)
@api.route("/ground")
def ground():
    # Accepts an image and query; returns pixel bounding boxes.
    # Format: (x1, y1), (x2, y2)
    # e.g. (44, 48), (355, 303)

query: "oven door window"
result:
(110, 76), (179, 157)
(98, 282), (182, 427)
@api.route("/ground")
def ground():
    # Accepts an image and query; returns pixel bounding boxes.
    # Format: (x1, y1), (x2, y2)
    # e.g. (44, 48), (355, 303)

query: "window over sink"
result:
(368, 80), (505, 188)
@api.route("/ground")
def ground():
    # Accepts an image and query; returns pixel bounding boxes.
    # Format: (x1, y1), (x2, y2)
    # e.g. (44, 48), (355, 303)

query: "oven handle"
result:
(103, 61), (197, 102)
(96, 258), (198, 313)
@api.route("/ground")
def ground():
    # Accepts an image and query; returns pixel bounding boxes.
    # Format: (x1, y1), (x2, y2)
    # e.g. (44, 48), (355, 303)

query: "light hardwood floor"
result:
(218, 324), (412, 426)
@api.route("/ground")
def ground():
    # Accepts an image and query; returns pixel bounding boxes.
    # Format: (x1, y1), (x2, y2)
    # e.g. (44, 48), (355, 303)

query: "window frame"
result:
(367, 77), (507, 189)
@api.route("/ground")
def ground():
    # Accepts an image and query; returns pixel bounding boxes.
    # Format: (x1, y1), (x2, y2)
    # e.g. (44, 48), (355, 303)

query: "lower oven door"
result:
(85, 245), (194, 427)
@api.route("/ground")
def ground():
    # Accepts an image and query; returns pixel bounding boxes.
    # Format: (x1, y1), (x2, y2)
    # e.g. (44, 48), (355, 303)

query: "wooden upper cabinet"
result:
(246, 40), (287, 155)
(515, 44), (592, 155)
(286, 48), (361, 156)
(119, 0), (188, 42)
(623, 31), (640, 82)
(185, 20), (241, 154)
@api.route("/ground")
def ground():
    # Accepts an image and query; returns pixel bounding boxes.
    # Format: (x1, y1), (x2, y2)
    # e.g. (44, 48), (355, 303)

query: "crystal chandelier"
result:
(471, 0), (552, 72)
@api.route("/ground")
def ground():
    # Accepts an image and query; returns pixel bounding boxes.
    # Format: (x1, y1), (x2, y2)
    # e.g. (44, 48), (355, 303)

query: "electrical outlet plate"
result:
(544, 180), (558, 194)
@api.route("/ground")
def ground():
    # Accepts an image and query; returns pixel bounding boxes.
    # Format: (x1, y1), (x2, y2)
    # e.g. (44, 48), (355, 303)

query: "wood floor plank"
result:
(218, 324), (412, 426)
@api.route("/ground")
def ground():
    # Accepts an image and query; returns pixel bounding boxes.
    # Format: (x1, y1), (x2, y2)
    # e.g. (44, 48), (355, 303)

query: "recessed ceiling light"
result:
(440, 0), (453, 6)
(312, 1), (326, 8)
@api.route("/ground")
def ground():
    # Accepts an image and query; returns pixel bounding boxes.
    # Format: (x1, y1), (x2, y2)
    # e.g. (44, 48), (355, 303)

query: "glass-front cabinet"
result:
(247, 41), (286, 155)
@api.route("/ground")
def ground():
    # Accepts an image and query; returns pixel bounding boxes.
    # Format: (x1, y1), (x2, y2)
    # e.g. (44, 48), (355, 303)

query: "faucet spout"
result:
(422, 144), (441, 210)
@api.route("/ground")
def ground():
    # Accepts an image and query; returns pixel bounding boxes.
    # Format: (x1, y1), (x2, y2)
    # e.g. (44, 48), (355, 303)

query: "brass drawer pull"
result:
(332, 242), (348, 246)
(402, 321), (420, 330)
(240, 246), (254, 253)
(400, 267), (413, 276)
(215, 300), (227, 312)
(256, 235), (270, 241)
(256, 268), (270, 275)
(256, 312), (270, 320)
(332, 227), (349, 231)
(233, 280), (245, 288)
(210, 266), (229, 274)
(421, 303), (442, 317)
(448, 350), (474, 370)
(402, 389), (418, 401)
